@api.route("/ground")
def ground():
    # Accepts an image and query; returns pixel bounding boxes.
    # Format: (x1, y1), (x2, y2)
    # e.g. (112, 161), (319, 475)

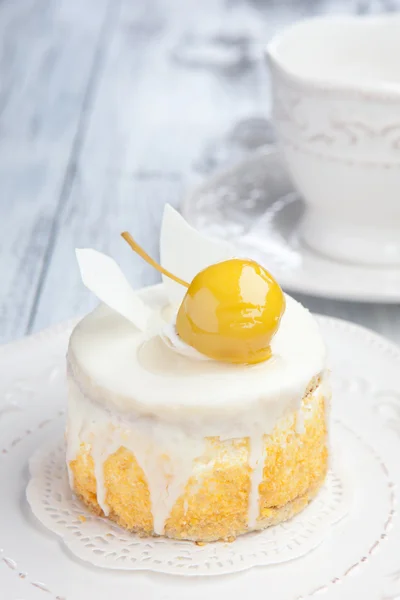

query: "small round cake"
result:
(66, 284), (329, 543)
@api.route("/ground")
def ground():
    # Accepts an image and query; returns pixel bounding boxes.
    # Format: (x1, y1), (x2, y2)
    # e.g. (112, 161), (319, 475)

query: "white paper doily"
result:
(26, 424), (350, 576)
(1, 309), (400, 599)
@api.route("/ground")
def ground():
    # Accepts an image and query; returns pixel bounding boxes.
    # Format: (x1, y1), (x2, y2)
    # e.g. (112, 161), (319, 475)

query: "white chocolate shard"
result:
(76, 248), (152, 331)
(160, 204), (233, 308)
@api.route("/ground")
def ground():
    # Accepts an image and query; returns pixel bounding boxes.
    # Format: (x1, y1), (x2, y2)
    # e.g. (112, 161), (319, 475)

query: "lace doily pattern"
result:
(27, 433), (348, 576)
(0, 316), (400, 598)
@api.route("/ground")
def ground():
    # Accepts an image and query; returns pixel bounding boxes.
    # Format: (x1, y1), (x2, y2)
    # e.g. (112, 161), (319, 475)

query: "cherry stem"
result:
(121, 232), (190, 288)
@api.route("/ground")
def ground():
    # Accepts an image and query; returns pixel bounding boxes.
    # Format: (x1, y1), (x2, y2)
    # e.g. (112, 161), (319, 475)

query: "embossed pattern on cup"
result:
(267, 16), (400, 266)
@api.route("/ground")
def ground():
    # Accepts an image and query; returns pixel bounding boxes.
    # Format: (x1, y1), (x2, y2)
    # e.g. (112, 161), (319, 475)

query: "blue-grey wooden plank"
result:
(3, 0), (400, 343)
(0, 0), (116, 343)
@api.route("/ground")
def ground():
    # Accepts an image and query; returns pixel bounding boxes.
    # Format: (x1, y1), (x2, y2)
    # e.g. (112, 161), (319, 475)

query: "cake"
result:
(66, 205), (329, 543)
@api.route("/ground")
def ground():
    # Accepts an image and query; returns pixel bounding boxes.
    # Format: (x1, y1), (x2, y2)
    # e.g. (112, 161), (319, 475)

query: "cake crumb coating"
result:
(70, 378), (328, 542)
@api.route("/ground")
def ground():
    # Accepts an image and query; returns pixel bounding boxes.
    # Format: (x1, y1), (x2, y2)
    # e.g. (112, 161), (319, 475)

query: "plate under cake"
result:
(66, 284), (329, 542)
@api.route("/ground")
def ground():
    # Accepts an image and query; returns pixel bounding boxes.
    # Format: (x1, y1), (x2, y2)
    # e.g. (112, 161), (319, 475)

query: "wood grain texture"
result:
(1, 0), (400, 344)
(30, 0), (356, 331)
(0, 0), (115, 343)
(31, 168), (182, 327)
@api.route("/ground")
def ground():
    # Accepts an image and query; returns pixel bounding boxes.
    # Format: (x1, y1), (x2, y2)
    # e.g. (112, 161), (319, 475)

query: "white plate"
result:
(1, 308), (400, 599)
(182, 148), (400, 303)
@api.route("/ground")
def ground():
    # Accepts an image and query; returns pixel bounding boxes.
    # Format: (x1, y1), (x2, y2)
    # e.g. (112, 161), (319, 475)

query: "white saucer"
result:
(1, 312), (400, 598)
(182, 148), (400, 303)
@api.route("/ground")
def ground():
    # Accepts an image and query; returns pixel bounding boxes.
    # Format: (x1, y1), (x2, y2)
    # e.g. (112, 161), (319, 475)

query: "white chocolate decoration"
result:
(74, 205), (233, 343)
(75, 248), (152, 331)
(160, 204), (233, 309)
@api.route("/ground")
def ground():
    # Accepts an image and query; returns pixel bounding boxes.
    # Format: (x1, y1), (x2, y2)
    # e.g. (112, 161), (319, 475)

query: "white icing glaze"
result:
(67, 372), (327, 534)
(247, 435), (266, 529)
(66, 283), (328, 534)
(67, 377), (205, 534)
(68, 285), (326, 427)
(160, 321), (211, 361)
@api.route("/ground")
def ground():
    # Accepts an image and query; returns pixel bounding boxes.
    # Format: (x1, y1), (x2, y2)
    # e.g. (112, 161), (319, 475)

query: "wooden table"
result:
(1, 0), (400, 345)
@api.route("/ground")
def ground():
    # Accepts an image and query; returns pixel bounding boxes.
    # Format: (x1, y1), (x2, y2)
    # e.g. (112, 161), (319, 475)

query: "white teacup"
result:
(267, 15), (400, 266)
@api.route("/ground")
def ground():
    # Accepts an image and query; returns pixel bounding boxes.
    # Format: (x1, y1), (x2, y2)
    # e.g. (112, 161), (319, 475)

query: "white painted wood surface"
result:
(1, 0), (400, 345)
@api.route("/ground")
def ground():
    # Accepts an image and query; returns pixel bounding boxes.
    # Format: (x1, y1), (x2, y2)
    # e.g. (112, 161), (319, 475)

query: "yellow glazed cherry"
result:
(121, 233), (285, 365)
(176, 259), (285, 364)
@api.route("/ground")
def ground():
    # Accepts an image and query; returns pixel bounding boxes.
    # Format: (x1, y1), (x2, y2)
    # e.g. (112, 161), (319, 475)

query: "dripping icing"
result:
(67, 377), (204, 535)
(67, 369), (327, 533)
(248, 435), (266, 528)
